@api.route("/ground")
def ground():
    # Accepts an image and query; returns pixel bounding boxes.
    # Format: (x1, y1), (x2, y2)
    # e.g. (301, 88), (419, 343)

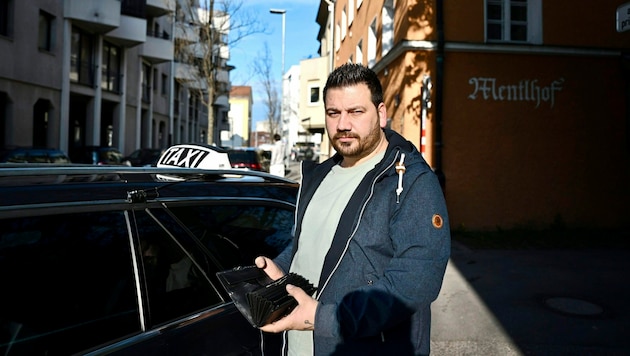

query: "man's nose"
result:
(337, 111), (352, 131)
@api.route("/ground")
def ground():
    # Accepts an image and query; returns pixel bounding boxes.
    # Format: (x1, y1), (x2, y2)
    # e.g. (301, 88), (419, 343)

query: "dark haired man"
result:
(256, 63), (450, 355)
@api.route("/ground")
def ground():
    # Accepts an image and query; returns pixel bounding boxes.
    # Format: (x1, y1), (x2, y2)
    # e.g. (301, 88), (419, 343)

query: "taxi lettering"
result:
(159, 147), (210, 168)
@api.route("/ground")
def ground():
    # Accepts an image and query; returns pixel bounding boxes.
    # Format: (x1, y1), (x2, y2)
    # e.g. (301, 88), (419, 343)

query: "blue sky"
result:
(228, 0), (322, 128)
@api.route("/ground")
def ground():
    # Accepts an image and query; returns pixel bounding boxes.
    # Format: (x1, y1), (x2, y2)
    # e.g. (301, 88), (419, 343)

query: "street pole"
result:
(269, 8), (286, 137)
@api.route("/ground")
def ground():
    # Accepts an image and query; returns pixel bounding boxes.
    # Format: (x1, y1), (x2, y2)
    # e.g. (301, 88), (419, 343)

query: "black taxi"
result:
(0, 145), (298, 355)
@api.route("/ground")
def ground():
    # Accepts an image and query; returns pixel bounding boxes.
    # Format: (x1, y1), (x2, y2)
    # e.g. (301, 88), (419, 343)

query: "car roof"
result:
(0, 165), (298, 209)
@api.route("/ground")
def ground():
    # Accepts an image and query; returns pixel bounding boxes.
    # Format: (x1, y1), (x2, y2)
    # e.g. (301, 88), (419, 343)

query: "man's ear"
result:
(378, 102), (388, 128)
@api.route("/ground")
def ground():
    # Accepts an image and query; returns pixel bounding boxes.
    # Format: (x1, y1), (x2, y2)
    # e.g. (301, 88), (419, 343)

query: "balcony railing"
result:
(70, 58), (95, 87)
(142, 83), (151, 103)
(101, 70), (123, 94)
(147, 29), (170, 40)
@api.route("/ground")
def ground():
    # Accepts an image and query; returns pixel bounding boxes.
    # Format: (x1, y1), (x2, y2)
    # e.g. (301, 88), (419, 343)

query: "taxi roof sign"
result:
(157, 144), (231, 169)
(617, 2), (630, 32)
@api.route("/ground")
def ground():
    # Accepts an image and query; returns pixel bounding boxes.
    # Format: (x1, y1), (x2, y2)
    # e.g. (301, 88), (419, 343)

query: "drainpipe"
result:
(434, 0), (445, 192)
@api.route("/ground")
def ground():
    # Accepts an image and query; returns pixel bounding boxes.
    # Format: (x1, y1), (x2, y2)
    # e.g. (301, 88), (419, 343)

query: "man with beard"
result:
(256, 63), (450, 356)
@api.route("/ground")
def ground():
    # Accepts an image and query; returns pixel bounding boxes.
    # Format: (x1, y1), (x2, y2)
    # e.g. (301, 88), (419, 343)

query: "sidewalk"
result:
(431, 241), (630, 355)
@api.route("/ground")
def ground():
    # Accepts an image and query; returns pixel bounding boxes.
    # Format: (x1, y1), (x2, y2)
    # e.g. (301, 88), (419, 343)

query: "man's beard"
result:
(331, 124), (382, 159)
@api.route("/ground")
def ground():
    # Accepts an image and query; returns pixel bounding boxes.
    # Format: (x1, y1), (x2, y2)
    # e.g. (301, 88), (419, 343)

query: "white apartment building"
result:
(0, 0), (231, 157)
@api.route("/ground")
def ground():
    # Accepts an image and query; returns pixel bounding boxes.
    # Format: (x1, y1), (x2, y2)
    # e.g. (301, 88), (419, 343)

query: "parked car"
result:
(292, 142), (318, 162)
(0, 146), (71, 164)
(227, 148), (270, 172)
(0, 163), (298, 355)
(69, 146), (125, 165)
(122, 148), (164, 167)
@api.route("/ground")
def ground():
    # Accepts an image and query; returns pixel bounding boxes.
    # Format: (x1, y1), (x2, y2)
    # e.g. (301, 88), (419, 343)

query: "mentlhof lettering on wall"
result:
(468, 77), (565, 109)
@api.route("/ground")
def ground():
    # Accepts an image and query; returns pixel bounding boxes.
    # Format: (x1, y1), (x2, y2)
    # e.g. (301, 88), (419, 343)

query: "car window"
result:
(167, 204), (294, 269)
(48, 151), (70, 163)
(129, 208), (224, 326)
(4, 151), (27, 162)
(100, 149), (123, 164)
(227, 151), (254, 162)
(0, 211), (140, 355)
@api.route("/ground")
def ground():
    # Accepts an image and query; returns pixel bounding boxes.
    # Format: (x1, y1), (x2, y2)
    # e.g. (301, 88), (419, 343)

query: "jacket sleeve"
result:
(272, 240), (293, 275)
(315, 170), (451, 339)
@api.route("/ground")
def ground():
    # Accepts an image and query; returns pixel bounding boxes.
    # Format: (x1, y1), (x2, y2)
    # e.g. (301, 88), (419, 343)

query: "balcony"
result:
(215, 68), (230, 86)
(187, 43), (206, 59)
(174, 62), (207, 90)
(139, 32), (173, 63)
(105, 15), (146, 47)
(147, 0), (174, 17)
(174, 23), (199, 43)
(174, 62), (198, 81)
(64, 0), (121, 34)
(214, 94), (229, 108)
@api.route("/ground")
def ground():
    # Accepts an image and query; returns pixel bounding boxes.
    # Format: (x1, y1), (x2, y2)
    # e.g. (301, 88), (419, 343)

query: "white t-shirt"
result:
(288, 150), (385, 355)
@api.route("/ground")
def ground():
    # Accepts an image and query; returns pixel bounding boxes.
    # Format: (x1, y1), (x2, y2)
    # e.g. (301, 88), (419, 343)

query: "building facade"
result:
(225, 85), (252, 147)
(317, 0), (629, 230)
(298, 56), (327, 157)
(0, 0), (231, 158)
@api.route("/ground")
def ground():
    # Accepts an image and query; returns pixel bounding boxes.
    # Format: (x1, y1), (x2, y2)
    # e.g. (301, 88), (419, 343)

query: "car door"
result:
(0, 210), (142, 355)
(118, 206), (280, 355)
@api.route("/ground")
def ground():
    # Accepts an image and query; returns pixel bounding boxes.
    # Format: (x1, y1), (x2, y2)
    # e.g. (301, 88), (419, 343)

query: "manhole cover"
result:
(543, 297), (604, 317)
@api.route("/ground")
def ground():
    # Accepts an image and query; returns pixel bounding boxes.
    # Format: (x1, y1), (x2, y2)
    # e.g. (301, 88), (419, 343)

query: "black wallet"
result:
(216, 265), (316, 327)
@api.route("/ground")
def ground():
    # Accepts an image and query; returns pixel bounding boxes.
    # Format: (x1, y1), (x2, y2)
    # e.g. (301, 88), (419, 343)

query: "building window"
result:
(335, 23), (341, 52)
(174, 82), (181, 115)
(341, 6), (347, 40)
(348, 0), (354, 25)
(70, 27), (95, 86)
(368, 18), (377, 68)
(142, 63), (151, 103)
(486, 0), (542, 44)
(309, 85), (320, 105)
(356, 39), (363, 65)
(162, 73), (168, 95)
(153, 68), (158, 92)
(38, 10), (54, 51)
(0, 0), (13, 38)
(382, 0), (394, 57)
(102, 42), (121, 92)
(121, 0), (146, 18)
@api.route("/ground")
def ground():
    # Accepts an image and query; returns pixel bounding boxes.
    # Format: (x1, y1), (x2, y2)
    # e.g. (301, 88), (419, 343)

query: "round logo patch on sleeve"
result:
(432, 214), (444, 229)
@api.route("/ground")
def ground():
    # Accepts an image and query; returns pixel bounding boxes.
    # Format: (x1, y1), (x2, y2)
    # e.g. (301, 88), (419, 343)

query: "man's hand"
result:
(255, 256), (285, 280)
(259, 284), (319, 333)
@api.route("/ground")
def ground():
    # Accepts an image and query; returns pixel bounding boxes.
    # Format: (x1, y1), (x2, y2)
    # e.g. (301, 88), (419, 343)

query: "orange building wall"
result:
(442, 0), (628, 47)
(380, 51), (437, 166)
(329, 0), (629, 231)
(443, 0), (485, 42)
(442, 51), (628, 229)
(542, 1), (629, 48)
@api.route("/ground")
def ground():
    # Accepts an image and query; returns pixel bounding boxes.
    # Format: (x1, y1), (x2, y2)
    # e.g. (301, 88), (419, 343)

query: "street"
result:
(284, 159), (302, 181)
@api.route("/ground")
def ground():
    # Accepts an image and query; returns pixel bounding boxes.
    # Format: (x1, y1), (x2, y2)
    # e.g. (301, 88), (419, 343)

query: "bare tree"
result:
(252, 42), (282, 137)
(174, 0), (267, 144)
